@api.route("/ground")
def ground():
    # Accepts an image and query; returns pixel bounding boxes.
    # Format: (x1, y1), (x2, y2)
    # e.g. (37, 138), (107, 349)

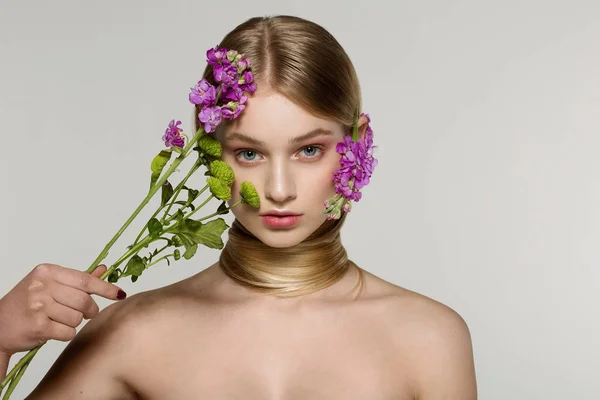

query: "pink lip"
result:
(261, 215), (303, 228)
(260, 210), (302, 217)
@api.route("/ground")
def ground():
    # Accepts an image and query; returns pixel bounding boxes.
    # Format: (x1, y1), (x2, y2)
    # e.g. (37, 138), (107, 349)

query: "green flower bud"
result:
(225, 101), (238, 111)
(171, 235), (183, 247)
(209, 160), (235, 186)
(197, 134), (222, 157)
(226, 50), (239, 62)
(173, 249), (181, 261)
(240, 181), (260, 208)
(208, 176), (232, 201)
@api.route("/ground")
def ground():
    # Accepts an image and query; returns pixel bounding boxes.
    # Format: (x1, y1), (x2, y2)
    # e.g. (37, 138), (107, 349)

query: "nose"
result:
(264, 158), (297, 204)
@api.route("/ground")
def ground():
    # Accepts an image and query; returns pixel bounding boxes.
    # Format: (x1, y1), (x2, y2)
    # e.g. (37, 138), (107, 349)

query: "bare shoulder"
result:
(363, 270), (478, 399)
(25, 288), (156, 399)
(26, 275), (206, 399)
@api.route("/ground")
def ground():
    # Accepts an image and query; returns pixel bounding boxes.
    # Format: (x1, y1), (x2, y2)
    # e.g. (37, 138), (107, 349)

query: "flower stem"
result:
(1, 129), (207, 399)
(100, 235), (154, 280)
(196, 199), (241, 222)
(85, 128), (205, 275)
(178, 194), (215, 221)
(0, 346), (40, 397)
(164, 184), (210, 224)
(160, 162), (201, 225)
(146, 253), (174, 269)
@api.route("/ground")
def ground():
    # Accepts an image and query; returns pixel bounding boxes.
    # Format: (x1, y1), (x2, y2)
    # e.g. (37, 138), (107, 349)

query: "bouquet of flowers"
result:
(0, 44), (260, 399)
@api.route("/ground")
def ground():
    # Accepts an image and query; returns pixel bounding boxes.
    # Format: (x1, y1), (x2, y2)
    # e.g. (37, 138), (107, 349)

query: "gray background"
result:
(1, 0), (599, 398)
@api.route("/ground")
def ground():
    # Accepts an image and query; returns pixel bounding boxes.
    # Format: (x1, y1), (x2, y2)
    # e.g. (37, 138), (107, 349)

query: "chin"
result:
(255, 233), (306, 248)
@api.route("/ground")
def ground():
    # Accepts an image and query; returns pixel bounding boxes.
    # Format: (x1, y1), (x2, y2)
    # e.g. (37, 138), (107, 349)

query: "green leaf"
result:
(121, 255), (146, 279)
(169, 218), (229, 250)
(217, 201), (229, 215)
(187, 188), (200, 202)
(108, 269), (119, 283)
(173, 233), (198, 259)
(174, 200), (195, 211)
(150, 150), (172, 190)
(147, 218), (163, 239)
(161, 181), (174, 206)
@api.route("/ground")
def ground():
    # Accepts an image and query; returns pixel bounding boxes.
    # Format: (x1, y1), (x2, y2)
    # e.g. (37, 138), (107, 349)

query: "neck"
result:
(219, 216), (362, 298)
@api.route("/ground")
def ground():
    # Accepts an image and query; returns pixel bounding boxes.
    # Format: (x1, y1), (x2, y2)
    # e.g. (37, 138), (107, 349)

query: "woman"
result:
(16, 15), (476, 399)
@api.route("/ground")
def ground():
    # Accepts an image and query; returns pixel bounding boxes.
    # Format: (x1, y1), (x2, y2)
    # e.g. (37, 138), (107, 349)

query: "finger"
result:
(90, 264), (107, 278)
(47, 301), (84, 328)
(47, 319), (77, 342)
(50, 282), (100, 319)
(51, 265), (126, 301)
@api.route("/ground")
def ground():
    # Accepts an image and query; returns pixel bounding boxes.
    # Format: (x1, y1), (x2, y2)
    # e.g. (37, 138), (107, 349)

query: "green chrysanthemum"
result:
(207, 176), (231, 201)
(240, 182), (260, 208)
(197, 134), (222, 157)
(209, 160), (235, 186)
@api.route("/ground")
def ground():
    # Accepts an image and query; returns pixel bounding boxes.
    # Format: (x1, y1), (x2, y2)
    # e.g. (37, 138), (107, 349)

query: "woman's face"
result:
(215, 87), (346, 248)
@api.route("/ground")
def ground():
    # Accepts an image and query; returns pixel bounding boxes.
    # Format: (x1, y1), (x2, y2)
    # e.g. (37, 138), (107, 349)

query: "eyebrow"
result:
(225, 128), (333, 146)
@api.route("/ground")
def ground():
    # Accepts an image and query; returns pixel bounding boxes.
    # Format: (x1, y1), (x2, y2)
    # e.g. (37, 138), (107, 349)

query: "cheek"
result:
(301, 159), (338, 200)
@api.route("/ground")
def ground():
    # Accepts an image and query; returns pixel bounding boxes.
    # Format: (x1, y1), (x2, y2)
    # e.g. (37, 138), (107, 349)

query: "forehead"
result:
(216, 90), (345, 144)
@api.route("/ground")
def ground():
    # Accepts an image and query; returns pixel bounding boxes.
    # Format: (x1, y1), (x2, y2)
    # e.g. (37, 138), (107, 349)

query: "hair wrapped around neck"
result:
(219, 214), (364, 298)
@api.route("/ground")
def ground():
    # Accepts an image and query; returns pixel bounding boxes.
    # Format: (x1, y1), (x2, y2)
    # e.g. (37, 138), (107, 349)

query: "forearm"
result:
(0, 351), (10, 381)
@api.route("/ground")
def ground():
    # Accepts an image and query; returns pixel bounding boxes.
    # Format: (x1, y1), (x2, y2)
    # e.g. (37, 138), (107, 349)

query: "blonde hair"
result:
(197, 15), (365, 298)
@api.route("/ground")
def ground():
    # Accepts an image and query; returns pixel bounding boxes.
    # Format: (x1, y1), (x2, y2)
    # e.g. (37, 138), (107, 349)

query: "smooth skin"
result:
(22, 85), (477, 399)
(0, 264), (126, 381)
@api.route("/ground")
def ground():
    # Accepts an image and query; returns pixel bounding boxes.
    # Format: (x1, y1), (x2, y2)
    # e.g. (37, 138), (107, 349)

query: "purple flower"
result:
(213, 64), (238, 86)
(330, 113), (378, 204)
(237, 58), (249, 73)
(221, 102), (246, 120)
(206, 45), (227, 65)
(189, 79), (217, 106)
(240, 71), (257, 94)
(222, 85), (248, 103)
(162, 119), (185, 148)
(198, 105), (223, 133)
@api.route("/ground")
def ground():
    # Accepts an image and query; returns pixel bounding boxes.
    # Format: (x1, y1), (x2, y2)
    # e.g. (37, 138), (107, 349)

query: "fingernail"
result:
(117, 290), (127, 300)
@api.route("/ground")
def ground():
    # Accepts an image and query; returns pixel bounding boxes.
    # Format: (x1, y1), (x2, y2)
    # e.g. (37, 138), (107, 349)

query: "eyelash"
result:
(234, 145), (325, 165)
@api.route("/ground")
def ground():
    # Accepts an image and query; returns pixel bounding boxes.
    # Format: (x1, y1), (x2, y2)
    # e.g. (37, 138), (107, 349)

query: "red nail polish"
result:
(117, 290), (127, 300)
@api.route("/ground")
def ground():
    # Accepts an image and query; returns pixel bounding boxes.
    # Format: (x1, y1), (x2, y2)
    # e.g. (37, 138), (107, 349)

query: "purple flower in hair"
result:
(162, 119), (185, 148)
(206, 45), (228, 65)
(198, 105), (223, 133)
(189, 79), (217, 106)
(220, 85), (248, 120)
(221, 102), (246, 120)
(213, 64), (238, 86)
(237, 58), (249, 74)
(222, 85), (248, 103)
(240, 71), (257, 93)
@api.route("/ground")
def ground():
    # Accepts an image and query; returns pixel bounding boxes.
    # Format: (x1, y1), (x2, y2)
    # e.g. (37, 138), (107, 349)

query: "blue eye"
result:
(302, 146), (320, 157)
(235, 145), (324, 165)
(239, 150), (258, 161)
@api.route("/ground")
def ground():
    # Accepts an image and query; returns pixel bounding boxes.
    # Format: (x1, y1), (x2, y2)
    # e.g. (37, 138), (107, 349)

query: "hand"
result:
(0, 263), (127, 357)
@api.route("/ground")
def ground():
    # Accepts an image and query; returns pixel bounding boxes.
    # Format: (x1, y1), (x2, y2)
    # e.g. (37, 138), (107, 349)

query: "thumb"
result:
(91, 264), (108, 278)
